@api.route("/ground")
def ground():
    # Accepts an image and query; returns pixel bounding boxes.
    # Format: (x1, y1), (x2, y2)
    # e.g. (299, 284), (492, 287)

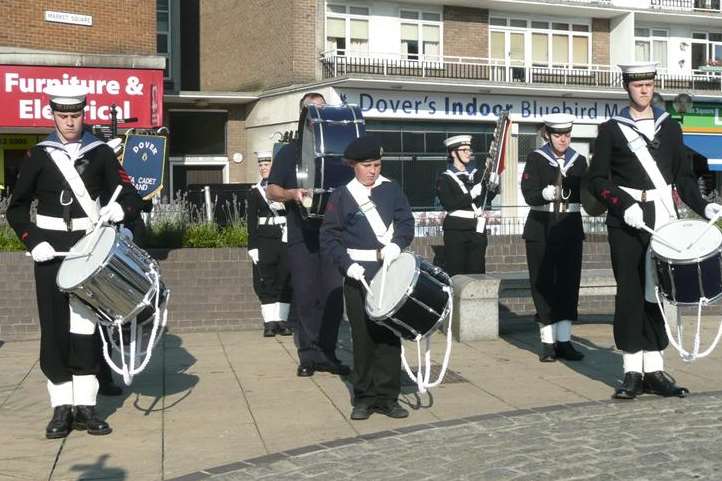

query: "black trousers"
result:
(287, 241), (344, 364)
(252, 238), (292, 305)
(608, 226), (668, 352)
(36, 259), (99, 384)
(525, 239), (583, 325)
(443, 229), (488, 276)
(344, 279), (401, 407)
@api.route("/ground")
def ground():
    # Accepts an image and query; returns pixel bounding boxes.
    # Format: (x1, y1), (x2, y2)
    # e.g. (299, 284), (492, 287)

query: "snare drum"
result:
(365, 253), (452, 340)
(57, 226), (168, 324)
(297, 104), (366, 218)
(651, 219), (722, 305)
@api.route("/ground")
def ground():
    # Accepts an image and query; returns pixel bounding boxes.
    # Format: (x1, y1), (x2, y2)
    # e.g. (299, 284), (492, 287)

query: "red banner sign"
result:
(0, 65), (164, 128)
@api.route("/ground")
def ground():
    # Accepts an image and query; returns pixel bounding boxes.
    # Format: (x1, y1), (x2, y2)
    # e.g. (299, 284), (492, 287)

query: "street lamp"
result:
(673, 93), (693, 124)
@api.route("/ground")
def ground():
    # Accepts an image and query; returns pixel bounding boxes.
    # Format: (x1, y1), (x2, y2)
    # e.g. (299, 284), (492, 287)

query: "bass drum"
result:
(297, 104), (366, 218)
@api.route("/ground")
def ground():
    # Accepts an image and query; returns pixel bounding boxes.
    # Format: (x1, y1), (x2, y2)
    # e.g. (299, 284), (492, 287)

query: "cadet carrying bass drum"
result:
(297, 104), (366, 218)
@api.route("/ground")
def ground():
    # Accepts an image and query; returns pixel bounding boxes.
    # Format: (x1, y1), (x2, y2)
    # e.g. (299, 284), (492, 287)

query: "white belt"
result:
(619, 185), (670, 203)
(347, 248), (379, 262)
(529, 203), (581, 213)
(36, 214), (92, 232)
(258, 216), (287, 225)
(448, 210), (477, 219)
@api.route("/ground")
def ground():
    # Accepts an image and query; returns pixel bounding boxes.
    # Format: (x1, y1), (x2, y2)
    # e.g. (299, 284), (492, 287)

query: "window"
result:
(635, 28), (668, 69)
(492, 16), (591, 68)
(325, 4), (369, 55)
(156, 0), (171, 79)
(399, 9), (442, 61)
(169, 111), (227, 156)
(692, 32), (722, 69)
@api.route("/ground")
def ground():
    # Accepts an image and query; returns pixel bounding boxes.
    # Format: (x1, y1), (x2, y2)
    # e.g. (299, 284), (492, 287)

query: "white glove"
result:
(380, 243), (401, 263)
(623, 204), (645, 230)
(470, 183), (482, 199)
(704, 203), (722, 221)
(542, 185), (557, 202)
(31, 242), (56, 262)
(248, 249), (259, 264)
(346, 263), (365, 281)
(99, 201), (124, 223)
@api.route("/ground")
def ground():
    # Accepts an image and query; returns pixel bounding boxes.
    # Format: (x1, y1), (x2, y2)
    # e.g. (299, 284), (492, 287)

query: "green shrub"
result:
(220, 222), (248, 247)
(183, 222), (222, 248)
(0, 224), (24, 251)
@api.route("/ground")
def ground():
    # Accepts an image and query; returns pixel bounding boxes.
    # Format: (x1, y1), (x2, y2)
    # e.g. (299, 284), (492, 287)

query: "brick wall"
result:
(0, 0), (155, 55)
(443, 6), (488, 59)
(0, 235), (618, 340)
(200, 0), (318, 91)
(592, 18), (610, 66)
(227, 105), (248, 183)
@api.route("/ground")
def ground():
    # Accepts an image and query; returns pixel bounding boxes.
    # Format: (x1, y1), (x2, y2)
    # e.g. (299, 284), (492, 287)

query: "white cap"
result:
(542, 113), (575, 133)
(44, 84), (88, 112)
(443, 135), (472, 150)
(618, 62), (658, 81)
(256, 151), (273, 162)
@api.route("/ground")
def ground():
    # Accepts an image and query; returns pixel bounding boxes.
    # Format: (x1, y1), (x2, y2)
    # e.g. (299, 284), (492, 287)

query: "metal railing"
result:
(650, 0), (722, 12)
(321, 51), (722, 94)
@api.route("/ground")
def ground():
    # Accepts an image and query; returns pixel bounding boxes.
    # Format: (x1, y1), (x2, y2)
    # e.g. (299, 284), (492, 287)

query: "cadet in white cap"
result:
(436, 135), (499, 276)
(247, 151), (293, 337)
(6, 84), (143, 438)
(521, 114), (586, 362)
(587, 63), (722, 399)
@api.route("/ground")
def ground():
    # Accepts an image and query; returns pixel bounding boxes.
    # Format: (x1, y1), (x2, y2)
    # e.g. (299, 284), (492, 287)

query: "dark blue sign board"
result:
(121, 134), (166, 199)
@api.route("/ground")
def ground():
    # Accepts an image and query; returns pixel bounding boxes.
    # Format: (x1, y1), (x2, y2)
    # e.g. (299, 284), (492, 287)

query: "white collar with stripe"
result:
(533, 144), (580, 177)
(612, 106), (669, 142)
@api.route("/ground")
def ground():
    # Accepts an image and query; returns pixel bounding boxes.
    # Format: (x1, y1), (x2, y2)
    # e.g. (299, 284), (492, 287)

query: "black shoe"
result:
(73, 406), (112, 435)
(46, 405), (73, 439)
(613, 372), (644, 400)
(98, 381), (123, 397)
(276, 321), (293, 336)
(539, 343), (557, 362)
(643, 371), (689, 398)
(555, 341), (584, 361)
(350, 405), (371, 420)
(263, 323), (277, 337)
(314, 361), (351, 376)
(372, 402), (409, 419)
(297, 364), (314, 377)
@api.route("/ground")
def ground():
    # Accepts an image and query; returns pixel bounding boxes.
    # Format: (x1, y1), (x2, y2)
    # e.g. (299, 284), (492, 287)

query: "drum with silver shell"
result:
(365, 252), (452, 340)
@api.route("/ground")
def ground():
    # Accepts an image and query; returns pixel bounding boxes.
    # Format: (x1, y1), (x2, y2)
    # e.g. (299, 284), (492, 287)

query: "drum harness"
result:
(347, 179), (454, 394)
(44, 143), (169, 383)
(615, 118), (722, 361)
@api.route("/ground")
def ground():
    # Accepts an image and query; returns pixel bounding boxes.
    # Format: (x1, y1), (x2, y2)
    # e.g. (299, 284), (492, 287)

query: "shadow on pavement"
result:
(69, 453), (126, 480)
(500, 311), (622, 390)
(98, 332), (199, 420)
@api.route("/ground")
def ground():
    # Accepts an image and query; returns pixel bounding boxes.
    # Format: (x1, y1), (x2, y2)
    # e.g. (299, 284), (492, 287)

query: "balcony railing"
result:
(649, 0), (722, 13)
(320, 51), (722, 94)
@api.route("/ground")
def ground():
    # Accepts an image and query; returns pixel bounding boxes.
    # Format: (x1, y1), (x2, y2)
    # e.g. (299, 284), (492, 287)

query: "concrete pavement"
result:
(2, 315), (722, 481)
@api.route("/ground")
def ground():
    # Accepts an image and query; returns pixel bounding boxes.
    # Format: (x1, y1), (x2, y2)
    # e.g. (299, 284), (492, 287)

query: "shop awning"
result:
(684, 134), (722, 171)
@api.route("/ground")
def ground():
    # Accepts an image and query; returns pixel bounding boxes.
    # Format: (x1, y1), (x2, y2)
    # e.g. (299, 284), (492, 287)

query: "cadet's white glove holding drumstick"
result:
(623, 204), (645, 230)
(704, 203), (722, 221)
(346, 263), (366, 281)
(30, 242), (56, 262)
(99, 202), (125, 223)
(380, 243), (401, 263)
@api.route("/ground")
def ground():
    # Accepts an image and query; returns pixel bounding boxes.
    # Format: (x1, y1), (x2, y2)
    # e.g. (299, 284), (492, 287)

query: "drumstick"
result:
(685, 211), (722, 251)
(640, 224), (682, 253)
(360, 277), (374, 298)
(24, 252), (89, 259)
(378, 261), (389, 308)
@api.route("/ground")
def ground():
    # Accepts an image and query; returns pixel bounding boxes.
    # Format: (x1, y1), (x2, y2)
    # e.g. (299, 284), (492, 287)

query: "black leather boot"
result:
(73, 406), (112, 435)
(276, 321), (293, 336)
(263, 323), (277, 337)
(613, 372), (644, 400)
(539, 343), (557, 362)
(643, 371), (689, 398)
(555, 341), (584, 361)
(46, 405), (73, 439)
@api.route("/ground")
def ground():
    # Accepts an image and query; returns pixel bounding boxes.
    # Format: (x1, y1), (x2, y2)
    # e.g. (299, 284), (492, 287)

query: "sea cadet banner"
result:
(0, 65), (164, 128)
(333, 89), (628, 123)
(121, 134), (166, 200)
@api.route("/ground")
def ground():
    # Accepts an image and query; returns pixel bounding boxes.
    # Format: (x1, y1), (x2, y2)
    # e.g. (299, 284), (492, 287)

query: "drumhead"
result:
(366, 252), (418, 319)
(57, 226), (116, 290)
(651, 219), (722, 261)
